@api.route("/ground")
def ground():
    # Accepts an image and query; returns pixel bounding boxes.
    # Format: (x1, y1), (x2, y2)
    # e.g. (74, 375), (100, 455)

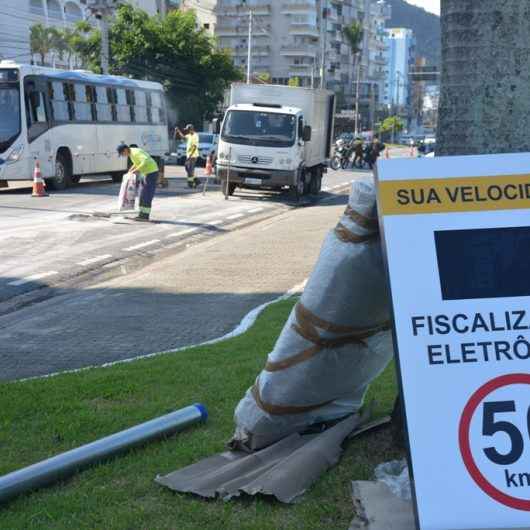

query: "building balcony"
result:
(289, 24), (320, 38)
(216, 2), (271, 17)
(281, 2), (316, 15)
(230, 45), (271, 57)
(281, 46), (318, 59)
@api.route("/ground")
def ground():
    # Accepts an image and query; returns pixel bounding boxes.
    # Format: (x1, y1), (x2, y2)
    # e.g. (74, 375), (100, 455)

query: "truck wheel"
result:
(289, 173), (305, 202)
(330, 155), (341, 171)
(310, 169), (322, 195)
(222, 181), (236, 197)
(47, 153), (72, 190)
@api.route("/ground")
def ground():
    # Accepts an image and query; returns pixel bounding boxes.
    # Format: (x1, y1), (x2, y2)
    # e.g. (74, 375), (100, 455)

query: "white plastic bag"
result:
(118, 173), (143, 211)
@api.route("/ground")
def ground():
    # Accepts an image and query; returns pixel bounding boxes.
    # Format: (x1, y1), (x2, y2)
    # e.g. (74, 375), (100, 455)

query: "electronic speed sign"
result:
(376, 153), (530, 530)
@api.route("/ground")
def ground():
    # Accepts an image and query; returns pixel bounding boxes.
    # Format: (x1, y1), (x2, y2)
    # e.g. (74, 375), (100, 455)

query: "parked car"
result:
(176, 133), (219, 166)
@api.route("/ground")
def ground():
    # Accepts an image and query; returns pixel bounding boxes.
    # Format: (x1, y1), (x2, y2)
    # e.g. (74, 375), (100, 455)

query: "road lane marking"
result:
(208, 219), (223, 225)
(247, 207), (264, 213)
(165, 228), (199, 239)
(123, 240), (160, 252)
(77, 254), (112, 267)
(227, 213), (244, 220)
(8, 271), (59, 287)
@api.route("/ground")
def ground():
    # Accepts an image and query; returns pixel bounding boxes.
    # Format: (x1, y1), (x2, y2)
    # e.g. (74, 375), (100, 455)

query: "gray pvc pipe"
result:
(0, 403), (208, 504)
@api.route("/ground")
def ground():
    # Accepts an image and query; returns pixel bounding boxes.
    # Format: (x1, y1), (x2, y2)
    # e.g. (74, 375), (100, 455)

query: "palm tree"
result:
(343, 21), (364, 135)
(30, 24), (58, 66)
(437, 1), (530, 155)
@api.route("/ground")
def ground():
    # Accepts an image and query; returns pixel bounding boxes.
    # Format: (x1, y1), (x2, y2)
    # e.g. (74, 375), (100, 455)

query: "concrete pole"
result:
(354, 56), (361, 135)
(246, 10), (252, 84)
(100, 15), (109, 74)
(320, 1), (327, 89)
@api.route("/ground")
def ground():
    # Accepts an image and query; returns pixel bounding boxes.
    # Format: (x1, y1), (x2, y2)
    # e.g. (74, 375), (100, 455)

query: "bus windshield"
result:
(0, 86), (21, 153)
(222, 110), (296, 147)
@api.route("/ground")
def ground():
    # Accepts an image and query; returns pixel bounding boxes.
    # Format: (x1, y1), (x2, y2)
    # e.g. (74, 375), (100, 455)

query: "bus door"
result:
(24, 78), (51, 172)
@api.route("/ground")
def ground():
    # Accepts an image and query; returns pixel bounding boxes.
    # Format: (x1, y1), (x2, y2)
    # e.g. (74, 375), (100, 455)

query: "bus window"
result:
(49, 81), (69, 121)
(106, 87), (117, 122)
(135, 90), (147, 123)
(63, 83), (75, 121)
(146, 92), (152, 124)
(96, 86), (111, 121)
(126, 89), (136, 122)
(74, 83), (91, 121)
(116, 88), (130, 122)
(86, 85), (97, 121)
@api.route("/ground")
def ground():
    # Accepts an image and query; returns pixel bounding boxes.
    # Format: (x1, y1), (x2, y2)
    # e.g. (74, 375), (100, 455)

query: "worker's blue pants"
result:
(139, 171), (158, 218)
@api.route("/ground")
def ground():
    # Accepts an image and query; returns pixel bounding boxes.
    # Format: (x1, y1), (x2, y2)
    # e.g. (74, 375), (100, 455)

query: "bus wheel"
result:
(111, 172), (124, 183)
(47, 153), (72, 190)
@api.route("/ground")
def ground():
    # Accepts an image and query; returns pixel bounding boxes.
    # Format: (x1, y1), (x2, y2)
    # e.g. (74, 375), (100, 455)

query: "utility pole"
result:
(246, 9), (252, 84)
(85, 0), (118, 74)
(354, 58), (361, 135)
(320, 2), (328, 89)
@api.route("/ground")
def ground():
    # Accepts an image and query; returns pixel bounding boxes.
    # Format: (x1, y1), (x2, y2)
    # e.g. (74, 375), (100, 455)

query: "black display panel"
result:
(435, 226), (530, 300)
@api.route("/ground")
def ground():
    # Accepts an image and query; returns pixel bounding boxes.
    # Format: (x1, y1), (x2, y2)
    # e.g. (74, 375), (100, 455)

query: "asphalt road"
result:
(0, 165), (366, 380)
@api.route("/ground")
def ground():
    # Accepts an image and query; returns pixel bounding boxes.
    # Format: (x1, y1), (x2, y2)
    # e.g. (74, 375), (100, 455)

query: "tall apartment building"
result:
(0, 0), (164, 66)
(383, 27), (416, 109)
(215, 0), (389, 127)
(165, 0), (217, 33)
(0, 0), (86, 64)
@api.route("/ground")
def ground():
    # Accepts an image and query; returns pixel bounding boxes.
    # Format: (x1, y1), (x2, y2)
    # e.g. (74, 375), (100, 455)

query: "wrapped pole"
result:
(0, 404), (208, 504)
(232, 180), (393, 450)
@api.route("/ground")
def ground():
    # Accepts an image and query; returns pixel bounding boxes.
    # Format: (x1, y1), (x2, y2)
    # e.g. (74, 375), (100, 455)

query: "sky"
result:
(405, 0), (440, 16)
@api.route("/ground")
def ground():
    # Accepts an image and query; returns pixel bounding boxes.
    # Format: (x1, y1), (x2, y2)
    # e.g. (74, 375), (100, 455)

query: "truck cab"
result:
(216, 83), (334, 200)
(217, 103), (312, 197)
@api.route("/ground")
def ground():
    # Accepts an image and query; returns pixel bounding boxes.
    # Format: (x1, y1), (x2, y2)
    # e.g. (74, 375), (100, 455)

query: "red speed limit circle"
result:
(459, 373), (530, 511)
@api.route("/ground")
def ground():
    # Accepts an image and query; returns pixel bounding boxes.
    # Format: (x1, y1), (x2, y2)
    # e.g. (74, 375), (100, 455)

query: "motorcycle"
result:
(331, 139), (352, 170)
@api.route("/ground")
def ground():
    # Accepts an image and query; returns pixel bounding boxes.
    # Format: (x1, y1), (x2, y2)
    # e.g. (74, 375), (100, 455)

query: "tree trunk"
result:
(437, 1), (530, 156)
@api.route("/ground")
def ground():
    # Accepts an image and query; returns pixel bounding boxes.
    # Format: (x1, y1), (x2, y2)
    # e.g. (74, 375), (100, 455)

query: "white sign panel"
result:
(377, 153), (530, 530)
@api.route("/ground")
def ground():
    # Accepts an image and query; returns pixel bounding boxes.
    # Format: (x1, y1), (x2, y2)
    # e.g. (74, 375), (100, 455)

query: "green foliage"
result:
(30, 6), (241, 123)
(288, 77), (300, 87)
(343, 21), (363, 55)
(379, 115), (404, 134)
(106, 5), (241, 122)
(0, 296), (399, 530)
(256, 72), (271, 84)
(30, 24), (60, 65)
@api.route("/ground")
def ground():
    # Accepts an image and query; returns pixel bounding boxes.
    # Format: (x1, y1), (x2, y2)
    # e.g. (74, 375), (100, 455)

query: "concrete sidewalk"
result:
(0, 192), (349, 380)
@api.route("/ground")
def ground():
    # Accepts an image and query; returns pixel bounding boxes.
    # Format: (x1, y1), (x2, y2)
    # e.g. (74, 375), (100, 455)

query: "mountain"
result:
(387, 0), (441, 66)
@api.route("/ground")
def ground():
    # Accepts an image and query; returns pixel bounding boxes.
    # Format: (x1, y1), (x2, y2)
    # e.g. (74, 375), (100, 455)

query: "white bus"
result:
(0, 61), (169, 189)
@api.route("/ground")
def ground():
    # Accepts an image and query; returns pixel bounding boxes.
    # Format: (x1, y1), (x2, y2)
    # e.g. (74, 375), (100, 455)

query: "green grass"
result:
(0, 298), (400, 530)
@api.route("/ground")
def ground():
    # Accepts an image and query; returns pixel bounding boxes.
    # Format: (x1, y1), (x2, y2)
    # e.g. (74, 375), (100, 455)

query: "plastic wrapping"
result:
(232, 180), (393, 450)
(374, 460), (411, 501)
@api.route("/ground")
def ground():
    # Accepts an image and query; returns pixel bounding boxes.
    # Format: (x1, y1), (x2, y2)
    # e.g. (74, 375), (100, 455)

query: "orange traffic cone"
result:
(32, 160), (48, 197)
(205, 154), (213, 177)
(410, 146), (415, 157)
(385, 147), (390, 159)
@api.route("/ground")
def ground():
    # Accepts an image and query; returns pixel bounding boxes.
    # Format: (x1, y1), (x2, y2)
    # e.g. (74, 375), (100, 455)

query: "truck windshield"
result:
(0, 86), (21, 154)
(222, 110), (296, 147)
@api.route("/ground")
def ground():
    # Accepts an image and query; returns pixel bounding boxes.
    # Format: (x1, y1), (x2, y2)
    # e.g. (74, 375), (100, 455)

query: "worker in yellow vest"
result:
(175, 124), (200, 188)
(117, 144), (159, 221)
